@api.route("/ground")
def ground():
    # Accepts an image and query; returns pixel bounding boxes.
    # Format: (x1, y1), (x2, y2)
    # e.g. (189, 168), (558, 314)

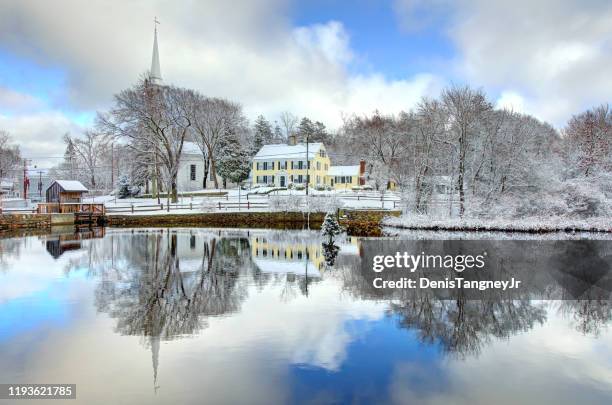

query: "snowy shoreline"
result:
(383, 215), (612, 233)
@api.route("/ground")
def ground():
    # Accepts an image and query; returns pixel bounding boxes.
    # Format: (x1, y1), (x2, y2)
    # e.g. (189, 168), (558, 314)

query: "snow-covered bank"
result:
(383, 215), (611, 233)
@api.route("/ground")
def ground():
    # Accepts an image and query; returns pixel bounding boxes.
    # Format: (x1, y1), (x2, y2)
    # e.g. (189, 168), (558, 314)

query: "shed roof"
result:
(52, 180), (88, 192)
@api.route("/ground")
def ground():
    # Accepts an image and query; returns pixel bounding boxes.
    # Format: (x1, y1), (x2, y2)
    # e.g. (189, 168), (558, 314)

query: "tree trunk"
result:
(208, 147), (219, 189)
(202, 155), (210, 188)
(171, 178), (178, 203)
(458, 133), (466, 218)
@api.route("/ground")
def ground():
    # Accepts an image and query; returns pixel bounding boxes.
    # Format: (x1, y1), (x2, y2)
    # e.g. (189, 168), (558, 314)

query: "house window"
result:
(347, 176), (352, 183)
(297, 161), (303, 169)
(256, 162), (260, 170)
(190, 165), (196, 181)
(297, 175), (303, 183)
(263, 162), (268, 170)
(291, 161), (294, 169)
(316, 162), (321, 170)
(319, 150), (325, 157)
(272, 161), (275, 170)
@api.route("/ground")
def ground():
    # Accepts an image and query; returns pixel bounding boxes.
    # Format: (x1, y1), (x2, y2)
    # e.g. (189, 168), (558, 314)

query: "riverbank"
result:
(107, 210), (401, 236)
(383, 215), (612, 233)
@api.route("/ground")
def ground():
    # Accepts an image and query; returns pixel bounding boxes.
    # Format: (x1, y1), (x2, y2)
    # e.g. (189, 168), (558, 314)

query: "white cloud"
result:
(0, 87), (43, 113)
(0, 0), (439, 137)
(495, 90), (527, 113)
(0, 111), (82, 166)
(394, 0), (612, 125)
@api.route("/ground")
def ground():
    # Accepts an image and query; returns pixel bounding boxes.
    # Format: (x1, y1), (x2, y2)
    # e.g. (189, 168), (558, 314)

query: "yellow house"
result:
(252, 136), (377, 191)
(252, 136), (332, 188)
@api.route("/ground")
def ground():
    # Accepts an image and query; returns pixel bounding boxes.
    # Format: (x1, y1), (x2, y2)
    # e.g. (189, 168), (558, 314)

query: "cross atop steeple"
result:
(150, 17), (162, 85)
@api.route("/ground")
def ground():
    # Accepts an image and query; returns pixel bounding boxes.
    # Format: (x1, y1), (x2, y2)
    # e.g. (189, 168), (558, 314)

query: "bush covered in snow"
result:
(307, 195), (345, 213)
(268, 195), (346, 213)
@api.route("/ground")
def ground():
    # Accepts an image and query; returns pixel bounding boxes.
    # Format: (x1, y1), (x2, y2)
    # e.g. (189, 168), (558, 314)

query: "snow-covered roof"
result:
(182, 141), (202, 155)
(328, 165), (360, 176)
(253, 143), (323, 161)
(53, 180), (88, 192)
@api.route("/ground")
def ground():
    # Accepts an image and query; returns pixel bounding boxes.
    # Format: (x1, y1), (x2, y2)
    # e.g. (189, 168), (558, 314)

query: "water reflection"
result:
(0, 229), (611, 403)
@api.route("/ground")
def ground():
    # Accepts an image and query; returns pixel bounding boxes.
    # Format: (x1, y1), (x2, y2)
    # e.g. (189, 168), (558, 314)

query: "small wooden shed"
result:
(46, 180), (88, 203)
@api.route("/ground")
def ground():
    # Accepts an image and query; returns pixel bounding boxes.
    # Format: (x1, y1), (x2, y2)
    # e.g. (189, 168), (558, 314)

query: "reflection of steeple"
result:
(151, 335), (160, 393)
(150, 17), (162, 85)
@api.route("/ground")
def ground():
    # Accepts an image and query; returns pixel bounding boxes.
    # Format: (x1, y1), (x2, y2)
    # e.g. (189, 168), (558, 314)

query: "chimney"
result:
(359, 160), (366, 185)
(288, 134), (297, 146)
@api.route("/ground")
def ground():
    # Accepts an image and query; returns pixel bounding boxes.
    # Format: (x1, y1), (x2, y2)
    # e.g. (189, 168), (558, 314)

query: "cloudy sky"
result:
(0, 0), (610, 166)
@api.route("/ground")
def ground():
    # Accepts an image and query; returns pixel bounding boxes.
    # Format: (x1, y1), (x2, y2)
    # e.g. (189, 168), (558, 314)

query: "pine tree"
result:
(253, 115), (273, 152)
(217, 130), (251, 187)
(273, 122), (284, 143)
(321, 213), (343, 244)
(297, 117), (315, 142)
(117, 174), (131, 198)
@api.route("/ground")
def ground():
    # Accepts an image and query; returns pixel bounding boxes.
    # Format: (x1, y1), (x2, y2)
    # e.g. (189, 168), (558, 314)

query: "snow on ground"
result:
(84, 188), (403, 214)
(384, 214), (611, 233)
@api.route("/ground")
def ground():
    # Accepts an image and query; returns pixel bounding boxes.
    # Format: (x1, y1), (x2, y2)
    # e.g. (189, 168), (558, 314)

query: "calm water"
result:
(0, 227), (611, 405)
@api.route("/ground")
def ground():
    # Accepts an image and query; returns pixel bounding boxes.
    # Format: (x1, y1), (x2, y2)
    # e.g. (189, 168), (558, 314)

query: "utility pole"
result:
(23, 159), (30, 200)
(38, 171), (43, 201)
(111, 142), (115, 187)
(305, 133), (309, 196)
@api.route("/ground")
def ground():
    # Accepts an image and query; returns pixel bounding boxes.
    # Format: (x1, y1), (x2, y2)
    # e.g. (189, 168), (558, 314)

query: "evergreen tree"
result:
(297, 117), (315, 142)
(321, 213), (343, 244)
(117, 174), (131, 198)
(312, 121), (331, 143)
(253, 115), (273, 152)
(217, 130), (251, 188)
(273, 122), (284, 143)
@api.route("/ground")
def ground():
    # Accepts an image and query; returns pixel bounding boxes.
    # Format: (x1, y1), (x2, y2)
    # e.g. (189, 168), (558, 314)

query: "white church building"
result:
(147, 22), (228, 192)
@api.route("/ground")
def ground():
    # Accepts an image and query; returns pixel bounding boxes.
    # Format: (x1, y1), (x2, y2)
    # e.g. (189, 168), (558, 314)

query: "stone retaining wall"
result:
(107, 210), (402, 236)
(0, 214), (51, 231)
(107, 212), (328, 229)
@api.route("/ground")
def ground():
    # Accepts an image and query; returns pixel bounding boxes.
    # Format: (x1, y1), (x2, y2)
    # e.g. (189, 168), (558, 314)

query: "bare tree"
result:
(279, 111), (298, 140)
(98, 77), (192, 204)
(563, 104), (611, 177)
(0, 130), (21, 181)
(69, 130), (110, 189)
(188, 94), (247, 189)
(441, 85), (492, 217)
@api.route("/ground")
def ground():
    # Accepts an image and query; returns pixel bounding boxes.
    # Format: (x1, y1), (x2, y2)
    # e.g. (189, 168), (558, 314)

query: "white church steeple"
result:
(150, 17), (162, 85)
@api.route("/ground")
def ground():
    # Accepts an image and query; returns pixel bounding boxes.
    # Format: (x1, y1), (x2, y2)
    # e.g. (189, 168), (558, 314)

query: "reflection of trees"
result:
(95, 232), (250, 339)
(0, 237), (23, 272)
(321, 242), (340, 267)
(332, 239), (556, 358)
(390, 296), (546, 357)
(558, 297), (611, 337)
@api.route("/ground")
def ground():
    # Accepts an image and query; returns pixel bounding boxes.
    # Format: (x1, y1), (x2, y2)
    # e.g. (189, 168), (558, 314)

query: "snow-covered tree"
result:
(321, 213), (343, 244)
(117, 175), (131, 198)
(252, 115), (273, 152)
(0, 131), (21, 181)
(216, 130), (251, 188)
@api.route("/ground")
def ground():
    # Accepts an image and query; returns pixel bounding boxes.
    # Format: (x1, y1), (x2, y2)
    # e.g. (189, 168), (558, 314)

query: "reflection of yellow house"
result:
(250, 235), (362, 274)
(251, 236), (326, 273)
